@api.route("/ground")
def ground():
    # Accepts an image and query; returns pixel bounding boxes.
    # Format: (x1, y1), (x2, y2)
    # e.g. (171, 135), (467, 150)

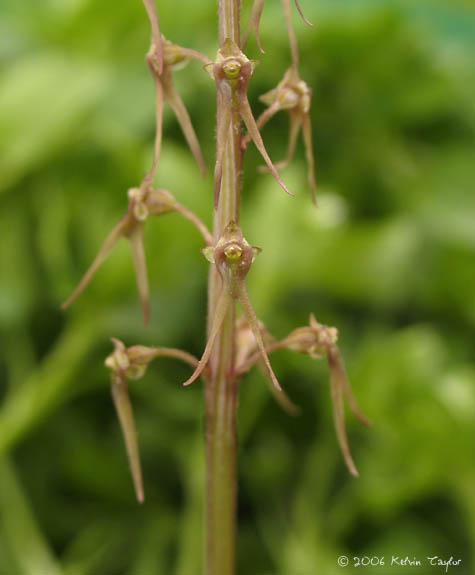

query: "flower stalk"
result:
(204, 2), (242, 571)
(63, 1), (369, 573)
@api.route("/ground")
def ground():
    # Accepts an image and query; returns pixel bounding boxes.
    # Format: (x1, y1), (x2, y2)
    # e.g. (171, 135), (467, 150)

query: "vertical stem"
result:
(205, 1), (241, 574)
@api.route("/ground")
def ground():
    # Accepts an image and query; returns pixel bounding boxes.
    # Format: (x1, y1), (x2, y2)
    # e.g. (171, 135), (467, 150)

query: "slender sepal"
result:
(301, 113), (317, 205)
(163, 75), (206, 177)
(330, 345), (371, 427)
(275, 111), (301, 170)
(183, 289), (231, 386)
(111, 373), (145, 503)
(148, 68), (164, 180)
(128, 224), (150, 327)
(294, 0), (313, 26)
(328, 345), (359, 477)
(237, 280), (282, 391)
(239, 98), (293, 197)
(62, 218), (128, 310)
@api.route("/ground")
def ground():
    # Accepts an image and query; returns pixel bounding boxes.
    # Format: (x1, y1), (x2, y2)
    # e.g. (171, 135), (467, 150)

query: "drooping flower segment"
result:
(105, 339), (200, 503)
(62, 180), (212, 326)
(234, 313), (371, 476)
(63, 0), (369, 507)
(142, 0), (210, 180)
(282, 314), (371, 476)
(243, 66), (317, 204)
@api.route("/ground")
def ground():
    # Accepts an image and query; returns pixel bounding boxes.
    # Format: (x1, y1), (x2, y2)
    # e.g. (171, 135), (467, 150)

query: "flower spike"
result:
(184, 222), (282, 392)
(211, 40), (292, 208)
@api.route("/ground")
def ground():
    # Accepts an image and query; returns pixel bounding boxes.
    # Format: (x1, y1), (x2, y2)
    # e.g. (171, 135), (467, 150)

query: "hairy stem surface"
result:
(205, 1), (241, 574)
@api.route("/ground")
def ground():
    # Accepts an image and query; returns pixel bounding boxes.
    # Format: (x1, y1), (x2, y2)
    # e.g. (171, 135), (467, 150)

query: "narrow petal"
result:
(147, 66), (164, 180)
(242, 0), (266, 53)
(128, 224), (150, 327)
(274, 111), (301, 170)
(214, 91), (232, 208)
(252, 0), (266, 54)
(328, 346), (359, 477)
(237, 281), (282, 391)
(294, 0), (313, 26)
(239, 98), (293, 197)
(111, 375), (145, 503)
(301, 113), (317, 205)
(142, 0), (163, 74)
(183, 289), (231, 386)
(242, 100), (280, 151)
(62, 218), (128, 310)
(163, 76), (206, 177)
(330, 345), (371, 427)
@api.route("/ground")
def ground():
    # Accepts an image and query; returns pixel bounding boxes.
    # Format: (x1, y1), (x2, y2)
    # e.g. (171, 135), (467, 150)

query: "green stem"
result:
(205, 1), (241, 574)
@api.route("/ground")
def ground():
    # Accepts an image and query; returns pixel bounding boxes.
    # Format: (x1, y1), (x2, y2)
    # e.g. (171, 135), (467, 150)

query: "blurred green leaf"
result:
(0, 457), (62, 575)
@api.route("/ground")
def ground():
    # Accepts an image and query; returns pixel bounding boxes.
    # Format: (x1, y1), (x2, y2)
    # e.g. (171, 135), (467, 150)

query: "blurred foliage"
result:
(0, 0), (474, 573)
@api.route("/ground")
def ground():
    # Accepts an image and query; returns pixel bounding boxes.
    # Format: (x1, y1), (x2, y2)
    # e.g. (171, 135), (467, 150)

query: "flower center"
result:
(223, 58), (242, 79)
(224, 243), (243, 261)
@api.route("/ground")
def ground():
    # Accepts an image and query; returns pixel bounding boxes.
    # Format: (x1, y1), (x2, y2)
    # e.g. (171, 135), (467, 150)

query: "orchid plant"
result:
(63, 0), (369, 573)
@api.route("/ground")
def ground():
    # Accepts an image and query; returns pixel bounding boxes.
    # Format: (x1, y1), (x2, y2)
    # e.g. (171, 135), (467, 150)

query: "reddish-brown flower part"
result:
(105, 338), (199, 503)
(62, 181), (212, 325)
(285, 314), (371, 476)
(242, 0), (312, 55)
(184, 222), (282, 391)
(243, 66), (317, 204)
(209, 39), (293, 208)
(143, 2), (210, 180)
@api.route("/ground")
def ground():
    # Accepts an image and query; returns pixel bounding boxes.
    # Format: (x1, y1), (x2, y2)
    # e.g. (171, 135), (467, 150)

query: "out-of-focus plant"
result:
(62, 1), (369, 573)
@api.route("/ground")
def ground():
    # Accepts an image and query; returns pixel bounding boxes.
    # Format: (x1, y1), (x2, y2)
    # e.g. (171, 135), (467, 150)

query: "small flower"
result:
(244, 66), (317, 204)
(143, 1), (210, 179)
(62, 180), (212, 325)
(105, 338), (150, 504)
(184, 221), (282, 391)
(105, 338), (200, 503)
(284, 314), (370, 476)
(208, 39), (293, 208)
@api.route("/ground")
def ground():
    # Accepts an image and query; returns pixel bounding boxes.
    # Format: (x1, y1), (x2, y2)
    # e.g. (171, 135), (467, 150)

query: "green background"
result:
(0, 0), (474, 573)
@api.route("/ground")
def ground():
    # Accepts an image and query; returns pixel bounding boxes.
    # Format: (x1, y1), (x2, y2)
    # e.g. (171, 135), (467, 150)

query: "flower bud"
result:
(283, 315), (339, 358)
(105, 339), (158, 382)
